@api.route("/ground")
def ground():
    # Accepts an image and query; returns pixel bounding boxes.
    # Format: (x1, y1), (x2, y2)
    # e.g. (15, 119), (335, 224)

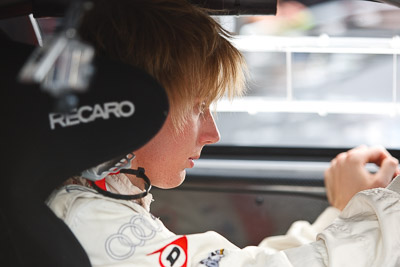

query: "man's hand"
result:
(324, 145), (399, 210)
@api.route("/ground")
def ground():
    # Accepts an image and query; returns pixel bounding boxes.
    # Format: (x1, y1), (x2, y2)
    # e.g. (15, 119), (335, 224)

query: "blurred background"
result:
(213, 0), (400, 149)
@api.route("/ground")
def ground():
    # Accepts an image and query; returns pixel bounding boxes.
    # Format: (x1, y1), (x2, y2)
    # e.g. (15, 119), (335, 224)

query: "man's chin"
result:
(155, 170), (186, 189)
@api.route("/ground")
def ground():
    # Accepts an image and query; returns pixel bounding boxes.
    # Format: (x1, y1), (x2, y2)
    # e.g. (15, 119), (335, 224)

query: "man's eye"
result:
(199, 102), (207, 114)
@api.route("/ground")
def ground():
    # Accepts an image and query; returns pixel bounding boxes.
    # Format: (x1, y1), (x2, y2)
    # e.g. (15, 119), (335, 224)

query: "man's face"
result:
(132, 102), (220, 189)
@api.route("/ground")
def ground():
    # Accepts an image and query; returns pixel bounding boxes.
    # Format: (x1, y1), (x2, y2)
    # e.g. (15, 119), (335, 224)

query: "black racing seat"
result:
(0, 32), (169, 266)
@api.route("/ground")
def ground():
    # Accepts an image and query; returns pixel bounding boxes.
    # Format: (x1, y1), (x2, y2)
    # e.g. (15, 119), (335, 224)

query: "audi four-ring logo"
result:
(105, 214), (162, 260)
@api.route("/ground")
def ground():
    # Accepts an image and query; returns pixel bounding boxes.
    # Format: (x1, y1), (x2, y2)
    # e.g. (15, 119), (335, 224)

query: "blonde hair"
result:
(79, 0), (246, 129)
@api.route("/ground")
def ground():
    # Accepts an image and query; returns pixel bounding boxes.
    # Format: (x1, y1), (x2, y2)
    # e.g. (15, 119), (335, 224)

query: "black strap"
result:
(91, 167), (152, 200)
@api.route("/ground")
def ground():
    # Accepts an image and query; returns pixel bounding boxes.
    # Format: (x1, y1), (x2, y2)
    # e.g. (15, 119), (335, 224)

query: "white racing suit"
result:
(47, 174), (400, 267)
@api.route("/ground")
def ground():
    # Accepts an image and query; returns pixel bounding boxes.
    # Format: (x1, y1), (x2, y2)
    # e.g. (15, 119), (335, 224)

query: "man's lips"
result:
(188, 155), (200, 168)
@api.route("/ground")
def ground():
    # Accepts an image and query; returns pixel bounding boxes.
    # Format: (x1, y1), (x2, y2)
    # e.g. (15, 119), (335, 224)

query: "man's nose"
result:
(199, 110), (220, 145)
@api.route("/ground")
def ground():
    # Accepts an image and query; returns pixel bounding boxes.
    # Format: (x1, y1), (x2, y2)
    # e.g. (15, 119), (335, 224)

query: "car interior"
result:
(1, 0), (400, 266)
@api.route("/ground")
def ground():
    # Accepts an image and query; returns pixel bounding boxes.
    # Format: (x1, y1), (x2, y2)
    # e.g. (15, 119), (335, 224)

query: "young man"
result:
(48, 0), (400, 266)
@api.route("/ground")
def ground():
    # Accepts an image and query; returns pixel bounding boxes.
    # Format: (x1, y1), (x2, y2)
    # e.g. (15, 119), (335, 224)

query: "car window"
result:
(213, 0), (400, 149)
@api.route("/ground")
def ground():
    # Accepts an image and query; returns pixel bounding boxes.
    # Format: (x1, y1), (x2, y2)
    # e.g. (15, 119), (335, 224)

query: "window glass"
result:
(214, 0), (400, 149)
(244, 51), (287, 98)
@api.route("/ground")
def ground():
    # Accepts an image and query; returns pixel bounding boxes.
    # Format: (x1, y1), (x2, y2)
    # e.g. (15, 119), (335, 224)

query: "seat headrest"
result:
(2, 34), (169, 195)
